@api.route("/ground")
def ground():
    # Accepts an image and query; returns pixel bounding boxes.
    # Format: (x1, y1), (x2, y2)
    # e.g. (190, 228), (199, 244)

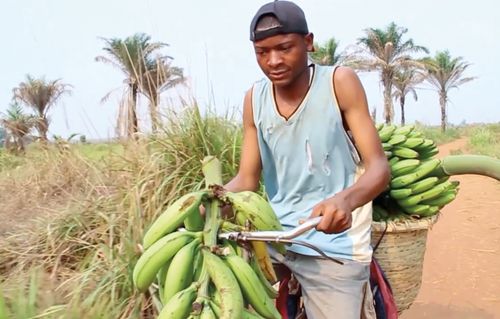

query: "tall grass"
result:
(466, 124), (500, 158)
(0, 104), (243, 318)
(415, 123), (462, 145)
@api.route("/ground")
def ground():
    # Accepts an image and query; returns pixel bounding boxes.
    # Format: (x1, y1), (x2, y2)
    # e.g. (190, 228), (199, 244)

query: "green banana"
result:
(400, 137), (424, 149)
(408, 177), (439, 194)
(387, 134), (407, 146)
(401, 204), (431, 215)
(193, 249), (204, 282)
(373, 205), (389, 219)
(143, 190), (208, 249)
(250, 255), (279, 299)
(375, 123), (384, 131)
(389, 188), (412, 199)
(203, 250), (243, 319)
(225, 191), (281, 231)
(210, 301), (265, 319)
(224, 254), (281, 319)
(419, 148), (439, 159)
(408, 130), (423, 138)
(200, 301), (217, 319)
(378, 125), (396, 142)
(163, 238), (201, 303)
(157, 259), (172, 305)
(450, 180), (460, 188)
(391, 159), (441, 188)
(393, 124), (414, 136)
(158, 283), (198, 319)
(392, 146), (419, 159)
(184, 206), (205, 231)
(415, 205), (440, 217)
(382, 143), (392, 151)
(414, 139), (435, 150)
(391, 159), (421, 176)
(398, 181), (452, 207)
(133, 231), (199, 292)
(436, 175), (450, 184)
(389, 157), (400, 165)
(421, 191), (457, 207)
(225, 191), (286, 254)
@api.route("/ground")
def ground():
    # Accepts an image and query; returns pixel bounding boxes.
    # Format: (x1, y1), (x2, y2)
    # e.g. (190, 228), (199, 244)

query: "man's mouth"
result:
(269, 70), (288, 80)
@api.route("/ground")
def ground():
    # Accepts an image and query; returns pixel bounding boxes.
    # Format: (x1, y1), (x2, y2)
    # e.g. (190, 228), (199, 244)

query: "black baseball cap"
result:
(250, 1), (309, 42)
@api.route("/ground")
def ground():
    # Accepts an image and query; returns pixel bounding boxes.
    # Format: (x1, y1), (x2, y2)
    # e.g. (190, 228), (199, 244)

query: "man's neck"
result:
(274, 64), (312, 102)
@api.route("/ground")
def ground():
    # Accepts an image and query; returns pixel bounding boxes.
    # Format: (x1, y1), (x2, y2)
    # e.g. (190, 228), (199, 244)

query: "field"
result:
(0, 115), (499, 318)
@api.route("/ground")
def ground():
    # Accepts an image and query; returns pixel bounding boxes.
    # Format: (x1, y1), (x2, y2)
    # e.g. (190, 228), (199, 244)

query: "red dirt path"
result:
(401, 139), (500, 319)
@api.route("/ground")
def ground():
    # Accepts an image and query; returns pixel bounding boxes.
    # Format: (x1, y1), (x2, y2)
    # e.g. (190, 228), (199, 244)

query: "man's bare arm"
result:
(224, 89), (262, 192)
(335, 67), (390, 211)
(311, 66), (390, 233)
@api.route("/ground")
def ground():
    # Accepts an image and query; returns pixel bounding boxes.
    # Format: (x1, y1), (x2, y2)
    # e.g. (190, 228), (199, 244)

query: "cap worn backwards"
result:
(250, 1), (309, 42)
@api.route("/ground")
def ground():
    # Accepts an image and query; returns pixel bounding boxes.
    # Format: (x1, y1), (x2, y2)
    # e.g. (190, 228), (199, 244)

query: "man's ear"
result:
(305, 32), (315, 52)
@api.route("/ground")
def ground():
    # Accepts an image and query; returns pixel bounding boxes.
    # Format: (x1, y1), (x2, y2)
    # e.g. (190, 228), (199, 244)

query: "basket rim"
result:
(371, 214), (440, 233)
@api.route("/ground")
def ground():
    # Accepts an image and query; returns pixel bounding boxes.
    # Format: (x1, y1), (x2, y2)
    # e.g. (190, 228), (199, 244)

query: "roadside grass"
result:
(0, 104), (242, 318)
(465, 123), (500, 158)
(416, 124), (462, 145)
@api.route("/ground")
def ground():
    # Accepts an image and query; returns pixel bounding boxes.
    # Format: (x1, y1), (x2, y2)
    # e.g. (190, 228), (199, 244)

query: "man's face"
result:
(253, 33), (313, 87)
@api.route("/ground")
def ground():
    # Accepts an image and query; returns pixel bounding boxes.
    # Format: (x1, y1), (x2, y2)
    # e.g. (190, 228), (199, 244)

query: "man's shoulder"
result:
(332, 66), (357, 82)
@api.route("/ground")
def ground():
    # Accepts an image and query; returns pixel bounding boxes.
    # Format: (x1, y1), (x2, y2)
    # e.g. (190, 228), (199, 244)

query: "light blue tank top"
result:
(252, 65), (372, 262)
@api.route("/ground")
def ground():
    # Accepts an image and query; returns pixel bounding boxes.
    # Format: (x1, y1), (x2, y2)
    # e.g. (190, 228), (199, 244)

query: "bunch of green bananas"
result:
(133, 187), (283, 319)
(373, 124), (460, 221)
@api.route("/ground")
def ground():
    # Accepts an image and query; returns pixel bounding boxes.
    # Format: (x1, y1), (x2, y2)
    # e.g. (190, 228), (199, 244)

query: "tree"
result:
(346, 22), (428, 124)
(141, 59), (184, 133)
(309, 37), (342, 66)
(1, 103), (36, 153)
(12, 75), (71, 142)
(392, 68), (425, 125)
(423, 51), (476, 132)
(96, 33), (184, 136)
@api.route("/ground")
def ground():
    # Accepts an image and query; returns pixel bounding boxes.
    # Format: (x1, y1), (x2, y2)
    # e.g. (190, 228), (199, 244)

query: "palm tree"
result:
(96, 33), (184, 137)
(346, 22), (428, 124)
(1, 103), (36, 153)
(141, 59), (184, 133)
(309, 37), (342, 66)
(96, 33), (164, 137)
(12, 75), (71, 142)
(423, 51), (476, 132)
(392, 68), (425, 125)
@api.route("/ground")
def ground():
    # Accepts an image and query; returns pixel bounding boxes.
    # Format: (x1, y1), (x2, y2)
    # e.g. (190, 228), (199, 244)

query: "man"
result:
(224, 1), (391, 318)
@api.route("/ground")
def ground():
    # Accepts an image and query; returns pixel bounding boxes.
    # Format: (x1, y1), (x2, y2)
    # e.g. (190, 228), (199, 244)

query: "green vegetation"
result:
(416, 124), (462, 145)
(466, 124), (500, 158)
(0, 105), (242, 318)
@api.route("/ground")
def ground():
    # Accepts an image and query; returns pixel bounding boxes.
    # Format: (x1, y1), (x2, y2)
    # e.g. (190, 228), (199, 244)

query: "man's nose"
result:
(267, 51), (283, 67)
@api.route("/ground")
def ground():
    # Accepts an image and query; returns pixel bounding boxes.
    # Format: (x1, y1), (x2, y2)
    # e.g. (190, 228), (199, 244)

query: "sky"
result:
(1, 0), (499, 140)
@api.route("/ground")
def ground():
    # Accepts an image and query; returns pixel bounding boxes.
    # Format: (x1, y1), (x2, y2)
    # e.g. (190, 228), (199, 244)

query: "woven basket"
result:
(370, 214), (440, 314)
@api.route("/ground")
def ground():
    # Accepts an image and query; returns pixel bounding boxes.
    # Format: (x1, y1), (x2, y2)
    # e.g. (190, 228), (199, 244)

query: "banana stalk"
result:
(195, 156), (226, 314)
(439, 155), (500, 180)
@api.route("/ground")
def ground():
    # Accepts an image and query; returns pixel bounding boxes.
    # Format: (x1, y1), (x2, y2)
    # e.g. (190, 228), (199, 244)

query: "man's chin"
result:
(269, 78), (292, 87)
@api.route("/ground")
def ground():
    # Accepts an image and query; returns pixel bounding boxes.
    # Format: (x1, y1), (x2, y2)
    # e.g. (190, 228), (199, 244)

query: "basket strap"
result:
(373, 221), (389, 252)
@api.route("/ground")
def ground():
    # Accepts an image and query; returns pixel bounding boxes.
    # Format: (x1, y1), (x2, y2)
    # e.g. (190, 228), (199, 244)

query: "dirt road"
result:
(402, 139), (500, 319)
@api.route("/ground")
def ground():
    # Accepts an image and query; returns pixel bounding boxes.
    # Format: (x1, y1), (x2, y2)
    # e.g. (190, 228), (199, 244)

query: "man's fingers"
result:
(329, 211), (351, 233)
(309, 205), (323, 218)
(317, 211), (334, 232)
